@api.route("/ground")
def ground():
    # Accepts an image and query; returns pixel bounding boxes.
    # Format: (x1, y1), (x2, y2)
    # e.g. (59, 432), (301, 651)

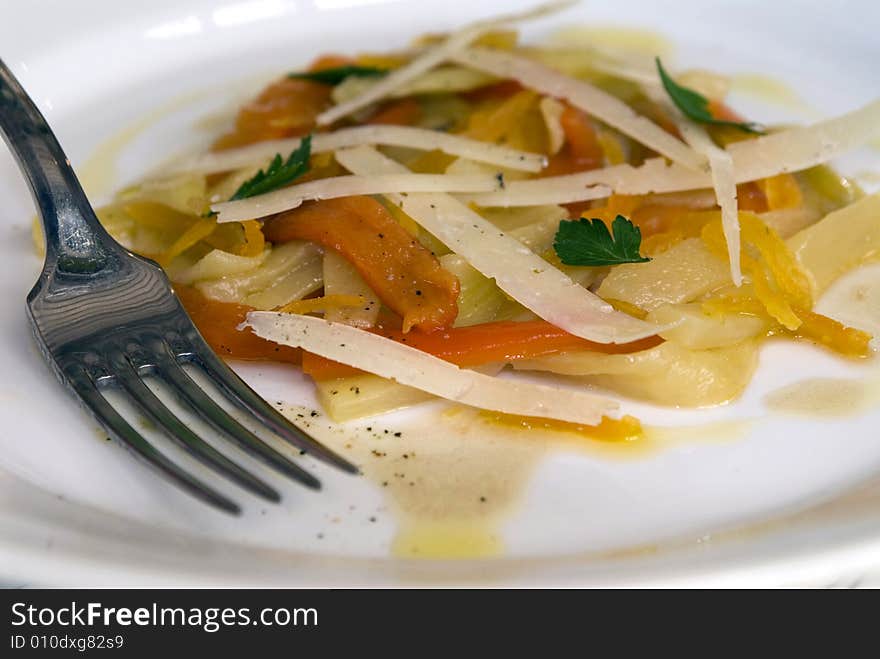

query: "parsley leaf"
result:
(656, 57), (764, 134)
(288, 65), (388, 86)
(553, 215), (651, 267)
(230, 135), (312, 201)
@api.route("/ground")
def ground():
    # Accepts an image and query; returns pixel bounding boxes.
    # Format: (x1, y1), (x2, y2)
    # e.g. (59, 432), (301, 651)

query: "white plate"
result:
(2, 0), (880, 587)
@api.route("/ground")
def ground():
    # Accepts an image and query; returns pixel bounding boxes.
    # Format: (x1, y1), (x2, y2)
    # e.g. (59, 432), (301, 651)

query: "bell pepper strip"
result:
(736, 181), (769, 212)
(461, 79), (525, 103)
(212, 55), (347, 150)
(175, 285), (302, 364)
(278, 294), (367, 316)
(542, 102), (605, 177)
(757, 173), (803, 210)
(365, 98), (423, 126)
(301, 319), (664, 380)
(262, 196), (460, 332)
(792, 307), (873, 358)
(462, 90), (537, 143)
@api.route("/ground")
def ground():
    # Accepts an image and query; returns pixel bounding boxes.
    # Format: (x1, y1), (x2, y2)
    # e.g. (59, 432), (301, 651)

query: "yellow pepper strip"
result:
(123, 201), (190, 232)
(792, 307), (873, 358)
(606, 193), (643, 217)
(237, 220), (266, 257)
(757, 173), (803, 210)
(462, 90), (538, 143)
(702, 212), (812, 330)
(596, 128), (626, 165)
(702, 292), (872, 358)
(158, 217), (217, 266)
(277, 295), (367, 316)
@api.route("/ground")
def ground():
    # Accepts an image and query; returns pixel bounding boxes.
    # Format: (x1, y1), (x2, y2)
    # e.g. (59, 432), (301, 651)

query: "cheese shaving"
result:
(451, 46), (707, 170)
(243, 312), (620, 425)
(316, 0), (576, 126)
(664, 88), (743, 286)
(331, 66), (498, 104)
(702, 143), (741, 285)
(335, 145), (661, 344)
(463, 99), (880, 205)
(172, 125), (547, 175)
(212, 172), (505, 222)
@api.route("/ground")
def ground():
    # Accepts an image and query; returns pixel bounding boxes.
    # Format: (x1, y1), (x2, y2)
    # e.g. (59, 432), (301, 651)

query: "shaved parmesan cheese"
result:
(172, 125), (546, 176)
(243, 312), (620, 425)
(212, 172), (504, 222)
(523, 46), (659, 85)
(464, 99), (880, 205)
(451, 46), (706, 170)
(699, 141), (741, 286)
(331, 66), (497, 105)
(539, 96), (566, 155)
(726, 98), (880, 180)
(317, 0), (576, 126)
(336, 146), (661, 344)
(463, 158), (705, 206)
(680, 125), (741, 285)
(664, 87), (742, 285)
(469, 182), (612, 207)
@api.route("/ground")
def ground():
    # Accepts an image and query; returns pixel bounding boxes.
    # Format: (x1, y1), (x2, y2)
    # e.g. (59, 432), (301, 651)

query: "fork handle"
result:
(0, 58), (119, 274)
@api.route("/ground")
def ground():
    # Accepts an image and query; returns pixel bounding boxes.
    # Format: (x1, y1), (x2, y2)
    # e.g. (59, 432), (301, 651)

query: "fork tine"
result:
(154, 346), (321, 490)
(65, 365), (241, 515)
(108, 351), (282, 503)
(190, 340), (359, 475)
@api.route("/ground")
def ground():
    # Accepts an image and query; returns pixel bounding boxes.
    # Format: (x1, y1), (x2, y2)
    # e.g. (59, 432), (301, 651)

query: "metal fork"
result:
(0, 59), (358, 514)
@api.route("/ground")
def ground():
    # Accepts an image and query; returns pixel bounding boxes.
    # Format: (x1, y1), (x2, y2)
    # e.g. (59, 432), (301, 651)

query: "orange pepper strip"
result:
(175, 286), (302, 364)
(757, 173), (803, 210)
(708, 100), (747, 124)
(792, 307), (873, 358)
(263, 196), (460, 333)
(302, 319), (663, 380)
(461, 80), (525, 103)
(212, 55), (348, 150)
(542, 102), (605, 177)
(365, 98), (423, 126)
(737, 182), (769, 212)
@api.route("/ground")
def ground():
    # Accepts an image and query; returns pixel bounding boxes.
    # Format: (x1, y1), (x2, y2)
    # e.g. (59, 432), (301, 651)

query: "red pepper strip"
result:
(302, 319), (663, 380)
(176, 285), (302, 364)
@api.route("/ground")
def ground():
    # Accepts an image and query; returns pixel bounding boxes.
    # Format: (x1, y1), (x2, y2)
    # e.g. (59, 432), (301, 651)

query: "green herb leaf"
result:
(553, 215), (651, 267)
(288, 65), (388, 86)
(230, 135), (312, 201)
(655, 57), (764, 134)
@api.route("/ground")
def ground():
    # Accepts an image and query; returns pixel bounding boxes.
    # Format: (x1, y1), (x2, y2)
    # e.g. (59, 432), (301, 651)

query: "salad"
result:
(85, 1), (880, 436)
